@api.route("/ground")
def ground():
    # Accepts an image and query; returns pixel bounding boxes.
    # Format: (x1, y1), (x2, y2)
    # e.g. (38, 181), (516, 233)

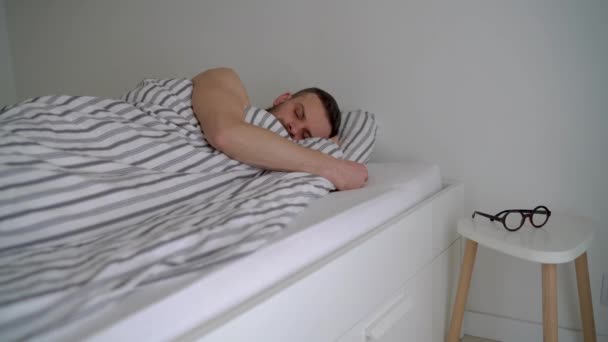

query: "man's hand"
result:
(324, 159), (368, 191)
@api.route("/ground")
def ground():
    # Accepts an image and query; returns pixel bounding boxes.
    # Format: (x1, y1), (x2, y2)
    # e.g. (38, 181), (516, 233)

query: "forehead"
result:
(293, 93), (332, 138)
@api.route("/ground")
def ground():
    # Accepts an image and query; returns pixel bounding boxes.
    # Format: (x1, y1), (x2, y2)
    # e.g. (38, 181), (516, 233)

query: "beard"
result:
(265, 104), (277, 113)
(263, 104), (290, 135)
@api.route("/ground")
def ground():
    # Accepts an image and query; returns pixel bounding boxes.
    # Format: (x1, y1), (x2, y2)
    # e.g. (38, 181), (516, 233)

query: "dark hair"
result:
(293, 88), (341, 138)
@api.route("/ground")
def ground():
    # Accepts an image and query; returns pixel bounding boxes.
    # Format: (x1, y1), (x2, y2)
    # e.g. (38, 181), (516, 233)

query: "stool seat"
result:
(458, 214), (595, 264)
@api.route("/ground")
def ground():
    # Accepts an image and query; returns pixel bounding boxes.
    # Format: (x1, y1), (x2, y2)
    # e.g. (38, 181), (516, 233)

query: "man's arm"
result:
(191, 68), (367, 190)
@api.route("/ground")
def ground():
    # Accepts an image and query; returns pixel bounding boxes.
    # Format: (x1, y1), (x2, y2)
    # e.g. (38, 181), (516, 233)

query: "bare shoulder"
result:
(192, 67), (239, 84)
(191, 67), (250, 107)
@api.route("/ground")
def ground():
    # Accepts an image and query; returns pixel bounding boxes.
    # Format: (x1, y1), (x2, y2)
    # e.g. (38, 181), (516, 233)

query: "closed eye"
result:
(297, 103), (306, 120)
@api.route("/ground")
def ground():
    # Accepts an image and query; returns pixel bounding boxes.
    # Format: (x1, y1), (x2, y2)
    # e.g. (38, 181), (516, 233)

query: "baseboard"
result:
(463, 310), (608, 342)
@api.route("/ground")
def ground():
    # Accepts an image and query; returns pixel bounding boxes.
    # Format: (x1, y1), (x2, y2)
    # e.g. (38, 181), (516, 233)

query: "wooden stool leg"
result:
(542, 263), (558, 342)
(447, 239), (478, 342)
(575, 252), (597, 342)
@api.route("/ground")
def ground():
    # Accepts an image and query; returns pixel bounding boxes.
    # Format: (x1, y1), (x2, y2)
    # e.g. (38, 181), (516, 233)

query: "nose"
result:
(288, 121), (302, 139)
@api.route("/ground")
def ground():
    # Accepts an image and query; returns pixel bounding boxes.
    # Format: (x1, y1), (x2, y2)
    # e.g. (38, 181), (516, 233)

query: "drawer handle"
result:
(365, 293), (413, 340)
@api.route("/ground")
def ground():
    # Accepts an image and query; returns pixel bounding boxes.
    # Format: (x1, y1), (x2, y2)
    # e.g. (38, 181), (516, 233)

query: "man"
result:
(191, 67), (368, 190)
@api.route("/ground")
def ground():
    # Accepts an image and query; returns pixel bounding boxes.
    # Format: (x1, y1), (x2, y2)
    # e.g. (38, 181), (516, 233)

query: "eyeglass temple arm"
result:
(472, 211), (498, 221)
(503, 209), (552, 216)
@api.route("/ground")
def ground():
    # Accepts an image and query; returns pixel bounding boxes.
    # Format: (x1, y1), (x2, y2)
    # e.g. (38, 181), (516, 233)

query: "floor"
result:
(462, 335), (499, 342)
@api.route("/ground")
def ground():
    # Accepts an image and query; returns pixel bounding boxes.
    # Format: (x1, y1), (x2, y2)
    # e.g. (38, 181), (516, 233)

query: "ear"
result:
(273, 92), (292, 106)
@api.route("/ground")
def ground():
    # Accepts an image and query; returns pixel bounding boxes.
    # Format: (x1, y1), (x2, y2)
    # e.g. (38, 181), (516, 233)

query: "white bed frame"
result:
(78, 182), (462, 342)
(168, 182), (464, 342)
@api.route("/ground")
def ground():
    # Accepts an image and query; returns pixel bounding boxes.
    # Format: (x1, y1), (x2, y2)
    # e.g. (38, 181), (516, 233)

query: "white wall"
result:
(0, 0), (16, 106)
(6, 0), (608, 339)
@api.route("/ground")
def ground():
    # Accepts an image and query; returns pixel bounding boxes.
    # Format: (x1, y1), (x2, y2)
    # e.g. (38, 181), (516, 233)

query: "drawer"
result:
(196, 199), (434, 342)
(336, 265), (433, 342)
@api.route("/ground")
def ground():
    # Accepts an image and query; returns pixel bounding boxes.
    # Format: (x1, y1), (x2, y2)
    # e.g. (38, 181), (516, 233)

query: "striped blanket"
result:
(0, 79), (342, 340)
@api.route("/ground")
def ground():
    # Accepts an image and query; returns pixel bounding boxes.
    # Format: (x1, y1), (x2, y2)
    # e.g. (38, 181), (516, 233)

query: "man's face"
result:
(269, 92), (332, 141)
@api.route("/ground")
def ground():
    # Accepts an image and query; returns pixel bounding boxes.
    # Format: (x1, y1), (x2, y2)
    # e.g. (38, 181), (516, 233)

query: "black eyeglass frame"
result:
(472, 205), (552, 231)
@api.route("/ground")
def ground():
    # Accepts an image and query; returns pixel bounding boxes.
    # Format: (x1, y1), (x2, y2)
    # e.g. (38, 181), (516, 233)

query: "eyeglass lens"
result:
(504, 212), (524, 230)
(531, 207), (550, 227)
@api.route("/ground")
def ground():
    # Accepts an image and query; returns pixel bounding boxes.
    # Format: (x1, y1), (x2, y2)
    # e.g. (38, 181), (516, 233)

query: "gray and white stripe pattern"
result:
(0, 78), (342, 341)
(338, 109), (378, 163)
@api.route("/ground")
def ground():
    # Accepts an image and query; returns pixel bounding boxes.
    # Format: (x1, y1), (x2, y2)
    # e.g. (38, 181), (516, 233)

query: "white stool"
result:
(447, 214), (597, 342)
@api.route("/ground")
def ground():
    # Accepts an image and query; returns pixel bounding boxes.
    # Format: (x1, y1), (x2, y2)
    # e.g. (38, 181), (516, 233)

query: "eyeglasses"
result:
(472, 205), (552, 231)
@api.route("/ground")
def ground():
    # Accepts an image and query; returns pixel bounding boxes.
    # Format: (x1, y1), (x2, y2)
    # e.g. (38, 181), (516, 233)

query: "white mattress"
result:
(48, 161), (442, 342)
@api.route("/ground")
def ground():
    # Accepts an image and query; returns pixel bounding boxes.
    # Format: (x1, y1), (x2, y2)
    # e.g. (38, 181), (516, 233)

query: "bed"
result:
(0, 79), (463, 341)
(34, 162), (462, 342)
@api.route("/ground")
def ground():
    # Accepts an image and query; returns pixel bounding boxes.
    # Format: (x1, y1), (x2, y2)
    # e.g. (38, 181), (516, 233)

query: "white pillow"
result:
(338, 109), (378, 163)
